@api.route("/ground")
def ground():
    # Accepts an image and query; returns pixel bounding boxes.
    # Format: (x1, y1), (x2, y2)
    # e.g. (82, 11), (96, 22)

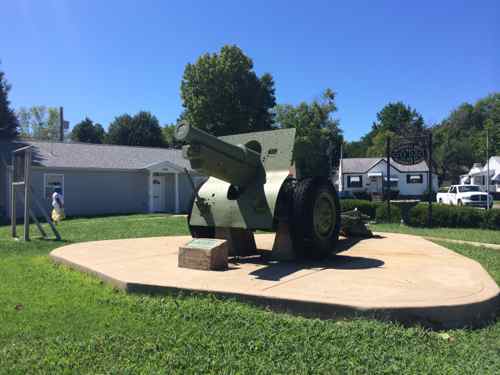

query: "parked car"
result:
(436, 185), (493, 208)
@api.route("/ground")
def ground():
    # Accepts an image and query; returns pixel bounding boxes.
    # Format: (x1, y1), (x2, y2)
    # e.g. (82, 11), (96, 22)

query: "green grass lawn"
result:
(1, 214), (499, 374)
(371, 223), (500, 245)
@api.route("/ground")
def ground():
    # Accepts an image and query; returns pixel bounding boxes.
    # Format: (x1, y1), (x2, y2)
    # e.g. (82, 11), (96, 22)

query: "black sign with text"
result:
(390, 143), (426, 166)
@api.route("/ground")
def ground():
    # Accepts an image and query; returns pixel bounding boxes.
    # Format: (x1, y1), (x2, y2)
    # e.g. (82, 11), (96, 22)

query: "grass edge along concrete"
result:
(0, 214), (499, 373)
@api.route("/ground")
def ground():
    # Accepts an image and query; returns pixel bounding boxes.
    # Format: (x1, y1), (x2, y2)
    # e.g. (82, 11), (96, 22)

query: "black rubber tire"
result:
(291, 177), (341, 259)
(187, 180), (215, 238)
(273, 176), (297, 229)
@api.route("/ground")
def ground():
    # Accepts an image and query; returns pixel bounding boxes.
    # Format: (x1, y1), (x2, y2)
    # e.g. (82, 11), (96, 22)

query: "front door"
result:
(152, 176), (165, 212)
(368, 176), (382, 194)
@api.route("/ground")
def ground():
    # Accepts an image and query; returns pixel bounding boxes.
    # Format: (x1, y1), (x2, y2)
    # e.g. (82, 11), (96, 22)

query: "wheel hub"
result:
(313, 192), (335, 239)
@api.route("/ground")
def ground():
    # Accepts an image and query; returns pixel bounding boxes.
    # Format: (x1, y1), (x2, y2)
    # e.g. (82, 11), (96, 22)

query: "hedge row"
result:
(340, 199), (400, 223)
(340, 199), (379, 219)
(340, 199), (500, 229)
(408, 203), (500, 229)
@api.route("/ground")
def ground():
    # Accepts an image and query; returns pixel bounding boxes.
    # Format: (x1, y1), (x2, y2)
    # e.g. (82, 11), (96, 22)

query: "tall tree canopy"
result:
(343, 102), (425, 157)
(180, 45), (276, 136)
(365, 102), (425, 156)
(344, 94), (500, 184)
(432, 93), (500, 183)
(70, 117), (106, 144)
(16, 106), (61, 140)
(107, 111), (165, 147)
(0, 65), (19, 139)
(162, 123), (183, 149)
(275, 89), (343, 177)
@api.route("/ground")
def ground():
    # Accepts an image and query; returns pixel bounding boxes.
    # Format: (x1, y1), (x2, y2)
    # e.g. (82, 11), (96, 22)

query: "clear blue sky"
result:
(2, 0), (498, 141)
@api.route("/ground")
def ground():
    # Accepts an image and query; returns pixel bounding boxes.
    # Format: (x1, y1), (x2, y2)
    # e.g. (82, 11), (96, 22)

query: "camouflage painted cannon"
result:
(175, 122), (341, 259)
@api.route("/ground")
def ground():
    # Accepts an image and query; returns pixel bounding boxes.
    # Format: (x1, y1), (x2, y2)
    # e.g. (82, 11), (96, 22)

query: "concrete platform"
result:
(50, 233), (499, 329)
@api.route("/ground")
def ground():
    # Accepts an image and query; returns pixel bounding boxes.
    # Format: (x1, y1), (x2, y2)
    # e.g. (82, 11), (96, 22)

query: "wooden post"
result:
(386, 137), (391, 219)
(427, 133), (433, 227)
(10, 165), (16, 238)
(23, 149), (31, 241)
(17, 192), (47, 238)
(175, 173), (180, 213)
(30, 187), (61, 240)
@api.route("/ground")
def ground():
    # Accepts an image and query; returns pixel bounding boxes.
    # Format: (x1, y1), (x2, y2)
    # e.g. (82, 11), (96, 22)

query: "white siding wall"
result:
(341, 160), (437, 196)
(7, 168), (149, 219)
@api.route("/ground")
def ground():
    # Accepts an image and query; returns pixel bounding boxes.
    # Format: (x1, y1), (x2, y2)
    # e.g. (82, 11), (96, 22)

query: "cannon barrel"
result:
(175, 122), (263, 187)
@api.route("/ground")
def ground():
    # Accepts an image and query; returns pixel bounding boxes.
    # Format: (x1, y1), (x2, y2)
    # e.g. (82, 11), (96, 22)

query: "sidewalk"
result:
(424, 237), (500, 250)
(375, 232), (500, 251)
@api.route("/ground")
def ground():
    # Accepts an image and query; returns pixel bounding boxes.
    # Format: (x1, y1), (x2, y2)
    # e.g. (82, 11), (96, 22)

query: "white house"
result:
(460, 156), (500, 194)
(0, 140), (206, 220)
(334, 157), (438, 197)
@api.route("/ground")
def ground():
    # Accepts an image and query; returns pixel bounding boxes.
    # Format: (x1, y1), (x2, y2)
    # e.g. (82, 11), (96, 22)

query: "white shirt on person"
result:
(52, 192), (64, 210)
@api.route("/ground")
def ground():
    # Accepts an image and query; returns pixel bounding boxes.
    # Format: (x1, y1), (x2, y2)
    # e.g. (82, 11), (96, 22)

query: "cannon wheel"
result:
(187, 181), (215, 239)
(291, 177), (340, 259)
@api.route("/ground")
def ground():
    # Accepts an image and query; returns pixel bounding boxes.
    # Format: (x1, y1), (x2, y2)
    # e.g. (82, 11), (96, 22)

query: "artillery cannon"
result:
(175, 122), (341, 259)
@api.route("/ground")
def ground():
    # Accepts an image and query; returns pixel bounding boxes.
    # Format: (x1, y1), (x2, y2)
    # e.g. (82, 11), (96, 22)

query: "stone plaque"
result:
(178, 238), (228, 271)
(185, 238), (221, 250)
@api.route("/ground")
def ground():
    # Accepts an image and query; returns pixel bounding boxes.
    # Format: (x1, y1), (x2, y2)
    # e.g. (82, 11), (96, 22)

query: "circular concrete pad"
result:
(50, 233), (499, 329)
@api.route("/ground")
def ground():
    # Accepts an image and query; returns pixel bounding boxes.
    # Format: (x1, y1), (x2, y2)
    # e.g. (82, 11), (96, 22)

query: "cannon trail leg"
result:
(215, 227), (257, 257)
(271, 221), (295, 261)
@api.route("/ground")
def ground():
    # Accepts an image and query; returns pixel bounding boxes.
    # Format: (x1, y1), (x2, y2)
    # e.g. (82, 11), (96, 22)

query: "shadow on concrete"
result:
(247, 255), (385, 281)
(232, 236), (386, 281)
(334, 235), (385, 252)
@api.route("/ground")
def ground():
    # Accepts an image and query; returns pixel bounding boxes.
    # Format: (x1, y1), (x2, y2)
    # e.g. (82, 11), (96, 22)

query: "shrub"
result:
(375, 204), (401, 223)
(408, 204), (500, 229)
(482, 209), (500, 229)
(340, 199), (379, 219)
(407, 204), (428, 227)
(341, 198), (500, 229)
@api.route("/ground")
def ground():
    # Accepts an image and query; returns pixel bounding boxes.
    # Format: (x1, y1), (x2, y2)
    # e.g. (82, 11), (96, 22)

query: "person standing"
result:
(51, 188), (65, 224)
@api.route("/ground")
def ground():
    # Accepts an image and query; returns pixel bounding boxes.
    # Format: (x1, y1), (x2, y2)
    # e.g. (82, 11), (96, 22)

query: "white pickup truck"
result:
(436, 185), (493, 208)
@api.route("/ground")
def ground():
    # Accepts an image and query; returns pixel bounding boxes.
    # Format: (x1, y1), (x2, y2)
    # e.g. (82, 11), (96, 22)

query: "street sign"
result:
(391, 143), (426, 166)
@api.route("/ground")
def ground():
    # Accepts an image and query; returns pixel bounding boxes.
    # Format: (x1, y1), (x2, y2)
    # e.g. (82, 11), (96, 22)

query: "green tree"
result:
(274, 89), (343, 177)
(432, 124), (474, 184)
(162, 123), (183, 149)
(107, 111), (165, 147)
(343, 140), (366, 158)
(0, 64), (19, 139)
(366, 129), (398, 157)
(372, 102), (425, 136)
(346, 102), (425, 158)
(473, 93), (500, 159)
(432, 93), (500, 183)
(16, 106), (60, 140)
(180, 45), (276, 136)
(366, 102), (425, 156)
(70, 117), (106, 144)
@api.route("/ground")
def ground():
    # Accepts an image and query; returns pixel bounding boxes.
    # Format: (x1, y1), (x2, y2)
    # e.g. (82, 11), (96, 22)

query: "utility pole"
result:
(59, 106), (64, 142)
(486, 127), (490, 209)
(386, 137), (391, 219)
(427, 132), (433, 226)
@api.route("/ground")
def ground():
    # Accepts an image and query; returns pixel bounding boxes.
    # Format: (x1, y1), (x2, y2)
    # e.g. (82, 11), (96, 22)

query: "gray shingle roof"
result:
(0, 140), (190, 171)
(341, 157), (429, 173)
